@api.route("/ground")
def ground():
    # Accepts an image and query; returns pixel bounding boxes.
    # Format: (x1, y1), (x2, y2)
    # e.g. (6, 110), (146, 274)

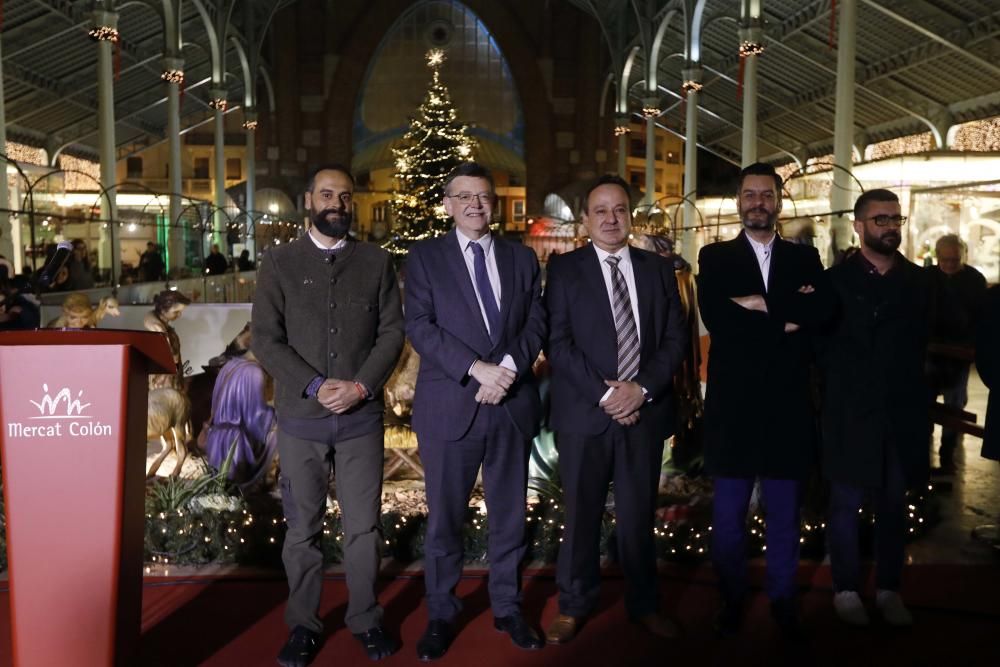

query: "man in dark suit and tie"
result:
(697, 162), (833, 638)
(544, 174), (687, 643)
(405, 162), (547, 660)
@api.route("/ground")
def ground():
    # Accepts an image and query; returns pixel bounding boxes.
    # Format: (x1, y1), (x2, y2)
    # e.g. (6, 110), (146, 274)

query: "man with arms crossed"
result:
(697, 162), (833, 638)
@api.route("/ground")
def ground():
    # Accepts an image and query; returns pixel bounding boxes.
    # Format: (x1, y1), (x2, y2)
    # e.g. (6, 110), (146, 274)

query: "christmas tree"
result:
(386, 49), (476, 255)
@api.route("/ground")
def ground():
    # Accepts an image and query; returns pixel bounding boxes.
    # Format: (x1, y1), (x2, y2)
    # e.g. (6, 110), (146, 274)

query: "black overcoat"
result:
(697, 232), (834, 479)
(817, 252), (933, 487)
(977, 285), (1000, 462)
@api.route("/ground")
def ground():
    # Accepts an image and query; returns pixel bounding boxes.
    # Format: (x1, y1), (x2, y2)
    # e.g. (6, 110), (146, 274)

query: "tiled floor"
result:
(907, 370), (999, 565)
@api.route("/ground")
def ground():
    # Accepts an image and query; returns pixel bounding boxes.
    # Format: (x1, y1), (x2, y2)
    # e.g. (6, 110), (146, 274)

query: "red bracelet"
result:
(353, 381), (367, 399)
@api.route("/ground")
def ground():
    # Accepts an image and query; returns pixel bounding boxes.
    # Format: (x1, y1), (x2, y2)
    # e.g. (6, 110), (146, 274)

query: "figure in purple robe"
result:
(203, 355), (278, 489)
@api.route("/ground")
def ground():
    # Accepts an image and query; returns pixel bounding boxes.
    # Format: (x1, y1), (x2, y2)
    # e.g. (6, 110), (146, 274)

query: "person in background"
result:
(64, 238), (95, 290)
(140, 242), (166, 282)
(927, 234), (987, 469)
(237, 248), (255, 271)
(205, 243), (230, 275)
(0, 277), (40, 330)
(977, 285), (999, 463)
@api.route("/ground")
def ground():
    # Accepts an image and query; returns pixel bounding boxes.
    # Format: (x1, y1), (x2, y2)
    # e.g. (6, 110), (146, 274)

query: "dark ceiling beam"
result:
(860, 0), (1000, 77)
(860, 12), (1000, 82)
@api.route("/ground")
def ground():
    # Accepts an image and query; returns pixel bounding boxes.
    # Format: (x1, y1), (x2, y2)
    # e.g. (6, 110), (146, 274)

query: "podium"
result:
(0, 330), (175, 667)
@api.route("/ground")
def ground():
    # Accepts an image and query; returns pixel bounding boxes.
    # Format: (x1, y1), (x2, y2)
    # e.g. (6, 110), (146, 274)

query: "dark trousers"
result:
(941, 361), (971, 448)
(711, 477), (801, 603)
(278, 428), (384, 634)
(828, 445), (907, 593)
(556, 426), (664, 618)
(418, 404), (530, 621)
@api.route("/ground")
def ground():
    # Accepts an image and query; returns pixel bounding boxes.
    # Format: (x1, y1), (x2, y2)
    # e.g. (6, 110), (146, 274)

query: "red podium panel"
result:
(0, 330), (175, 667)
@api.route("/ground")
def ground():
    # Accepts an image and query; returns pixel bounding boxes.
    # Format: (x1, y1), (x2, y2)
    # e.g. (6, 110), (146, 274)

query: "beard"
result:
(741, 206), (777, 231)
(864, 228), (901, 256)
(310, 206), (352, 239)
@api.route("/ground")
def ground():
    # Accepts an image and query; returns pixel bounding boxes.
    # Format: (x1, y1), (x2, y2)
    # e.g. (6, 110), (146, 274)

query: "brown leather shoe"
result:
(635, 612), (680, 639)
(545, 614), (580, 644)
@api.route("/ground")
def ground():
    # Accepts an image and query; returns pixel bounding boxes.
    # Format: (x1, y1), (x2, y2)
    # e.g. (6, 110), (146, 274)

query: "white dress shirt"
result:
(745, 232), (776, 291)
(308, 229), (347, 250)
(455, 228), (516, 374)
(594, 244), (642, 403)
(593, 244), (641, 345)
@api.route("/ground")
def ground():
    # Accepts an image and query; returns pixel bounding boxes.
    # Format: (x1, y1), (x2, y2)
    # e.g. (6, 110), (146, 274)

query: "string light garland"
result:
(242, 119), (258, 130)
(613, 125), (632, 136)
(736, 41), (764, 100)
(89, 24), (122, 81)
(0, 475), (932, 571)
(160, 69), (184, 85)
(681, 80), (703, 95)
(0, 445), (936, 570)
(209, 97), (228, 111)
(88, 25), (118, 41)
(952, 116), (1000, 151)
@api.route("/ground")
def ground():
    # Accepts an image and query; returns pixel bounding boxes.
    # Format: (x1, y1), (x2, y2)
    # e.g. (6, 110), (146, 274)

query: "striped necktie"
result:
(605, 255), (639, 381)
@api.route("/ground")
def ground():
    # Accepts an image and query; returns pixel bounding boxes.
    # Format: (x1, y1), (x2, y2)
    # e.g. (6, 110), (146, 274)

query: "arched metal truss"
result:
(1, 0), (292, 162)
(571, 0), (1000, 166)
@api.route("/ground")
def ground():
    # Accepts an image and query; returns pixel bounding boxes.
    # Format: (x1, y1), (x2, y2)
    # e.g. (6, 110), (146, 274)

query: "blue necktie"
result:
(470, 241), (501, 343)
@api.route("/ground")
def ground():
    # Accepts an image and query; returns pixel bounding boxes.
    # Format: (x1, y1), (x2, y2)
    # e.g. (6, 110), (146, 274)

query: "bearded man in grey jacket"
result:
(252, 164), (404, 666)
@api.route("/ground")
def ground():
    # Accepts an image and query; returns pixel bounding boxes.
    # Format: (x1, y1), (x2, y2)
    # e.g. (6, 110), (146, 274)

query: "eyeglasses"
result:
(864, 214), (907, 226)
(447, 192), (494, 205)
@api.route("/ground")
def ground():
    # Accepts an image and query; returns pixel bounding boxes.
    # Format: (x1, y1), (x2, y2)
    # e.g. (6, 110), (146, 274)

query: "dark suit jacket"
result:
(405, 230), (547, 441)
(697, 232), (833, 479)
(545, 244), (687, 439)
(978, 285), (1000, 462)
(817, 252), (933, 486)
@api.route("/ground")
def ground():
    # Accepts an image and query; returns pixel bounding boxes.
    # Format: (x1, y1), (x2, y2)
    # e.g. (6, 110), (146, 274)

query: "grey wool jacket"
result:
(251, 235), (404, 420)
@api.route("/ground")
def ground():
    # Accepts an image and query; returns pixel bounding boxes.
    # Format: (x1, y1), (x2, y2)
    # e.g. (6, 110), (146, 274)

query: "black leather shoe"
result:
(353, 625), (398, 661)
(494, 613), (544, 650)
(277, 626), (322, 667)
(770, 598), (803, 640)
(416, 619), (453, 661)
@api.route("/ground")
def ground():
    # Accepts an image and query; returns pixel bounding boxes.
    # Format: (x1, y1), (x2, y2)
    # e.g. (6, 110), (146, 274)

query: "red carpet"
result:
(2, 564), (999, 666)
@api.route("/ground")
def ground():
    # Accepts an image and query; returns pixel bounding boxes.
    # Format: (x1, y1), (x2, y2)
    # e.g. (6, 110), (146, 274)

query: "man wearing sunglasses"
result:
(817, 188), (933, 628)
(405, 162), (547, 660)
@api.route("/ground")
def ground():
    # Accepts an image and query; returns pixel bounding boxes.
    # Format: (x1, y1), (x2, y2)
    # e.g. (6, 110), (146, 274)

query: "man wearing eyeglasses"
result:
(698, 162), (833, 639)
(817, 188), (933, 628)
(405, 162), (547, 660)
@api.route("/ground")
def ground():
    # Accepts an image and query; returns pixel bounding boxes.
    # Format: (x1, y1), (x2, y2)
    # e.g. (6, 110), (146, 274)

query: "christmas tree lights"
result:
(384, 49), (477, 255)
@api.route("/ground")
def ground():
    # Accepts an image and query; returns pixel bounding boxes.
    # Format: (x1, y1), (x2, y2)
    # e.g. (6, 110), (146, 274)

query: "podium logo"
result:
(30, 383), (92, 419)
(6, 383), (111, 439)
